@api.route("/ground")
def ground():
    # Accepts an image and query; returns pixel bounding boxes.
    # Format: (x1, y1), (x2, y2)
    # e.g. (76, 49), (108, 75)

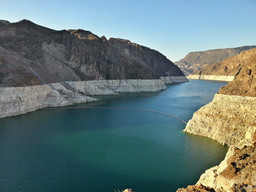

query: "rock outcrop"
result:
(194, 48), (256, 77)
(175, 46), (256, 76)
(0, 83), (96, 118)
(187, 75), (234, 82)
(196, 143), (256, 192)
(0, 19), (186, 87)
(184, 94), (256, 147)
(218, 49), (256, 97)
(178, 48), (256, 191)
(187, 48), (256, 82)
(67, 79), (167, 96)
(0, 79), (169, 118)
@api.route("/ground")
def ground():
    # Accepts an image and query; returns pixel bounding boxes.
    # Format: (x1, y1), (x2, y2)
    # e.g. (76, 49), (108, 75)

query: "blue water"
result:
(0, 80), (228, 192)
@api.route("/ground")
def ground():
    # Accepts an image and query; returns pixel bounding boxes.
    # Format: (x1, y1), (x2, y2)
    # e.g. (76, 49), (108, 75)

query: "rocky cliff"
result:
(184, 94), (256, 147)
(0, 79), (169, 118)
(0, 83), (96, 118)
(175, 46), (256, 76)
(194, 48), (256, 77)
(0, 19), (185, 87)
(187, 48), (256, 82)
(187, 75), (234, 82)
(178, 48), (256, 191)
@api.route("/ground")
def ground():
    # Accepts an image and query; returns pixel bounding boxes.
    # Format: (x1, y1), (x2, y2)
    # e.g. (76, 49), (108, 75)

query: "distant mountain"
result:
(0, 19), (184, 87)
(175, 46), (256, 76)
(217, 48), (256, 97)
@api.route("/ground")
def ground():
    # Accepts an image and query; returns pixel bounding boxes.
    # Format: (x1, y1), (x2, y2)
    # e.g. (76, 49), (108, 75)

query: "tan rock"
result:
(184, 94), (256, 146)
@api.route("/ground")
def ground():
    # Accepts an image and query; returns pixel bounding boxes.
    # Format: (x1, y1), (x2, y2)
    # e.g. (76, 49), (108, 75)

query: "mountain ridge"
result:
(0, 19), (185, 87)
(175, 45), (256, 75)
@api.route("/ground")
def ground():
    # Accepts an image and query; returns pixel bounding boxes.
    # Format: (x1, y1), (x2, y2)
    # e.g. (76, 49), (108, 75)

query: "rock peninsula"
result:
(178, 48), (256, 191)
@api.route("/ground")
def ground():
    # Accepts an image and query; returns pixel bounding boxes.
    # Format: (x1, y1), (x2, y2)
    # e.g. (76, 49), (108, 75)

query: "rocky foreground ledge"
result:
(0, 77), (188, 118)
(177, 48), (256, 192)
(184, 94), (256, 147)
(178, 93), (256, 192)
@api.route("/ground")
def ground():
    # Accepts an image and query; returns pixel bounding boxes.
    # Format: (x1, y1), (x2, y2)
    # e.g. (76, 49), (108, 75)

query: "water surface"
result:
(0, 80), (228, 192)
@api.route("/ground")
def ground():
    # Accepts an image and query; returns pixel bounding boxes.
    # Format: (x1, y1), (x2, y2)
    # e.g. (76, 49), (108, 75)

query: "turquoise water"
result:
(0, 80), (228, 192)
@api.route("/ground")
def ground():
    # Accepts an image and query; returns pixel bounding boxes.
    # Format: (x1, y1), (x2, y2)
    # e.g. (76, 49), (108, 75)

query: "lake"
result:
(0, 80), (228, 192)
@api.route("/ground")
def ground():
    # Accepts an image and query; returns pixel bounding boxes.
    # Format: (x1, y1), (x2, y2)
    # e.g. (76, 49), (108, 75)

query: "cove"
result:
(0, 80), (228, 192)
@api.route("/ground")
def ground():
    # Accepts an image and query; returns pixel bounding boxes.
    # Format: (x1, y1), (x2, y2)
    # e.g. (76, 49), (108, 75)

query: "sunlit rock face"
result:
(177, 48), (256, 192)
(175, 46), (256, 76)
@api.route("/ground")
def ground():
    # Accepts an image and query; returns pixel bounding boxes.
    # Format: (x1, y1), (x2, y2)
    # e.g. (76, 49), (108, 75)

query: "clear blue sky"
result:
(0, 0), (255, 61)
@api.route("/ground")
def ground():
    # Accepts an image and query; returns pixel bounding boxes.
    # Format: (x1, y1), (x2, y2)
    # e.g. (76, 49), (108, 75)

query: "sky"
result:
(0, 0), (256, 61)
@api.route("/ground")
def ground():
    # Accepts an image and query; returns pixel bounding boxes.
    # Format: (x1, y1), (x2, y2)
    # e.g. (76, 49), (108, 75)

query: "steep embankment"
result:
(175, 46), (256, 76)
(0, 19), (186, 87)
(178, 48), (256, 192)
(0, 79), (167, 118)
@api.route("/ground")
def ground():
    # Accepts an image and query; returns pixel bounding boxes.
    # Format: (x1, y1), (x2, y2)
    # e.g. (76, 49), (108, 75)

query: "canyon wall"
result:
(0, 78), (187, 118)
(0, 20), (185, 87)
(187, 75), (234, 82)
(160, 76), (189, 84)
(175, 46), (256, 76)
(184, 94), (256, 147)
(66, 79), (168, 96)
(0, 83), (96, 118)
(177, 48), (256, 192)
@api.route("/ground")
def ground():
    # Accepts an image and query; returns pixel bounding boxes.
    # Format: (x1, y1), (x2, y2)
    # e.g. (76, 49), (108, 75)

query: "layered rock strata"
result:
(66, 79), (167, 96)
(187, 75), (234, 82)
(179, 94), (256, 191)
(0, 79), (173, 118)
(0, 83), (96, 118)
(160, 76), (188, 84)
(178, 48), (256, 192)
(184, 94), (256, 146)
(193, 48), (256, 77)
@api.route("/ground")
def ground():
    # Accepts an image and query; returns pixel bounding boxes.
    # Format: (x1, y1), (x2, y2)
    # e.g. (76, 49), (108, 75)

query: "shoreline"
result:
(178, 93), (256, 191)
(187, 75), (234, 82)
(0, 77), (188, 119)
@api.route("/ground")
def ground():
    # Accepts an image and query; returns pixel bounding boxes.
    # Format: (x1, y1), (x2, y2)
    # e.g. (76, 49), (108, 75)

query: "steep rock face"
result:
(66, 79), (167, 95)
(218, 49), (256, 97)
(108, 38), (184, 77)
(178, 48), (256, 192)
(0, 83), (96, 118)
(179, 93), (256, 192)
(187, 75), (234, 82)
(194, 48), (256, 77)
(0, 45), (68, 86)
(196, 143), (256, 192)
(176, 46), (256, 76)
(184, 94), (256, 146)
(0, 79), (168, 118)
(0, 19), (185, 86)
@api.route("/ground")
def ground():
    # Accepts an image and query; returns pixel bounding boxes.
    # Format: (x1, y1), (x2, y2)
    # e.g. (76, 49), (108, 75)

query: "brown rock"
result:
(195, 48), (256, 77)
(177, 184), (215, 192)
(219, 48), (256, 97)
(175, 46), (256, 76)
(122, 189), (134, 192)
